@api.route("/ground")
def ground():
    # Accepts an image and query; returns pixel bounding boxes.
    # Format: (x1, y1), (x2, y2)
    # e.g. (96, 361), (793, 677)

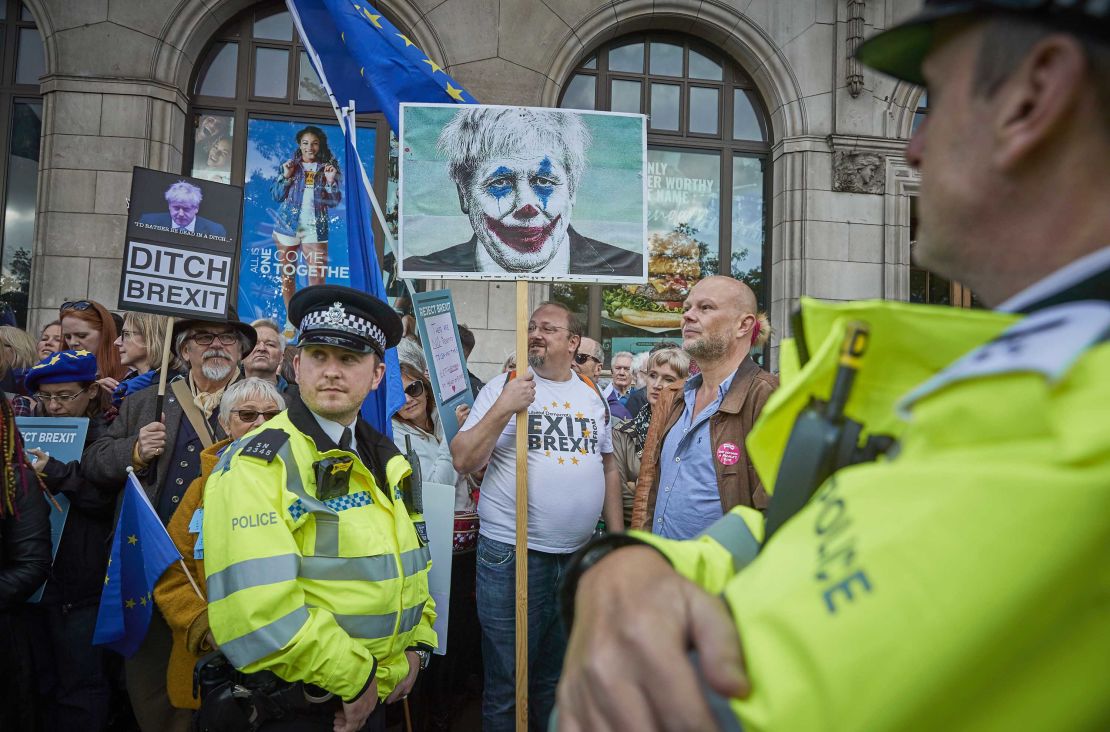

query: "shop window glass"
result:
(253, 9), (292, 41)
(650, 83), (680, 131)
(733, 90), (763, 141)
(561, 73), (595, 111)
(15, 26), (42, 85)
(610, 79), (641, 114)
(649, 42), (683, 76)
(197, 42), (238, 97)
(253, 47), (289, 98)
(688, 48), (723, 81)
(609, 42), (644, 73)
(0, 100), (39, 322)
(730, 156), (764, 304)
(192, 112), (235, 184)
(297, 51), (328, 103)
(689, 86), (718, 134)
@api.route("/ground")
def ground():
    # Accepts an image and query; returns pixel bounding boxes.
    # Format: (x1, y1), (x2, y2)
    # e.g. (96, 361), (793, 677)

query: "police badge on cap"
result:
(289, 285), (403, 357)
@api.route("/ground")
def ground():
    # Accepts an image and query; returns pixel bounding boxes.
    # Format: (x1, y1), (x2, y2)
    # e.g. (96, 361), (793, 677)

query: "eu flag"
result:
(288, 0), (476, 131)
(93, 471), (181, 657)
(342, 114), (405, 437)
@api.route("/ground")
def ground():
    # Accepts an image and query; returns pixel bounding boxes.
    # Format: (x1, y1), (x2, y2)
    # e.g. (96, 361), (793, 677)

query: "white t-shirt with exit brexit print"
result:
(461, 369), (613, 553)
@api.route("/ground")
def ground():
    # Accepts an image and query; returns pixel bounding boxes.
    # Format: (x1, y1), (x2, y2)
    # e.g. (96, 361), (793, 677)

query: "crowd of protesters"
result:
(0, 283), (775, 732)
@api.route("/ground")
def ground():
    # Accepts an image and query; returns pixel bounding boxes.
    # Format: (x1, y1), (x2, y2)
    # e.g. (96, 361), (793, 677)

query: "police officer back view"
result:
(201, 285), (435, 732)
(556, 2), (1110, 730)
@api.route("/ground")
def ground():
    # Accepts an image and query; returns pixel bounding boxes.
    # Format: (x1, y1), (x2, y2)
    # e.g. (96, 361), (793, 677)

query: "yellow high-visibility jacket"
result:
(203, 405), (436, 702)
(634, 298), (1110, 730)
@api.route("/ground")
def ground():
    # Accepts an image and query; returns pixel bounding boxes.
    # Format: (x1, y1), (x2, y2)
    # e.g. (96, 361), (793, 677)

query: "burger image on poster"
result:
(603, 228), (700, 329)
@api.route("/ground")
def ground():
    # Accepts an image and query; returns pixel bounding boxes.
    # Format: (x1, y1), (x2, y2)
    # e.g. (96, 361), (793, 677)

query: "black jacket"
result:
(37, 413), (117, 608)
(402, 227), (643, 278)
(0, 468), (51, 610)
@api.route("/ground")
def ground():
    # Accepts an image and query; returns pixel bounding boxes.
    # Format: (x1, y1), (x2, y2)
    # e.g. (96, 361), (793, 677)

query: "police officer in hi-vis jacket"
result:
(203, 285), (435, 732)
(556, 2), (1110, 730)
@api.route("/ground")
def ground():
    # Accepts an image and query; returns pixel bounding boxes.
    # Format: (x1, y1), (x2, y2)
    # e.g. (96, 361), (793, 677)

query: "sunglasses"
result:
(574, 353), (601, 366)
(230, 409), (282, 422)
(60, 300), (94, 312)
(404, 381), (425, 398)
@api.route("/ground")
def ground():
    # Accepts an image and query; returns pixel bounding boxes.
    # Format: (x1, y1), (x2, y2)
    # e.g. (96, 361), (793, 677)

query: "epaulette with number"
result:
(238, 429), (291, 463)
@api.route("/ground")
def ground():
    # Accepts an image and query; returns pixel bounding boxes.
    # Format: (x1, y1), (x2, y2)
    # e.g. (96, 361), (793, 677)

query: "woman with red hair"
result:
(59, 300), (126, 402)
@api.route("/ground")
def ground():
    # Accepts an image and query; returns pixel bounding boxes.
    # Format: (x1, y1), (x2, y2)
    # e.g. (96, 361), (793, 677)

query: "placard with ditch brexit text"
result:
(119, 167), (243, 320)
(412, 290), (474, 444)
(18, 416), (89, 603)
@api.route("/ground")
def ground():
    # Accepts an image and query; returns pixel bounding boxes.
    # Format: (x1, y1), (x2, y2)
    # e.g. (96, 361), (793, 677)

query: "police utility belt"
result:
(194, 651), (337, 731)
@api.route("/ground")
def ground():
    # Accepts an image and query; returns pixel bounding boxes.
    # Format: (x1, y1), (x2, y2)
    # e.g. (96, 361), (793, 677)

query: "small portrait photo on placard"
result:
(399, 104), (648, 283)
(127, 167), (243, 248)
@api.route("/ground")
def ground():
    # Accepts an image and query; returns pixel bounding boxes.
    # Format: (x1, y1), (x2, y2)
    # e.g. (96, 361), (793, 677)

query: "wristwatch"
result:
(412, 647), (431, 670)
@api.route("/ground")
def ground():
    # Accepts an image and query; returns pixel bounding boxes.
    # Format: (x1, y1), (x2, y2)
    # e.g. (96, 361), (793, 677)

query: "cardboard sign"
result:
(412, 290), (474, 443)
(18, 417), (89, 603)
(421, 480), (455, 655)
(398, 103), (648, 284)
(120, 167), (243, 321)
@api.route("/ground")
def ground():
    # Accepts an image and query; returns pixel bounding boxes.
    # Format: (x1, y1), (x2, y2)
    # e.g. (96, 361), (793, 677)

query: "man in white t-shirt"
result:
(452, 301), (623, 732)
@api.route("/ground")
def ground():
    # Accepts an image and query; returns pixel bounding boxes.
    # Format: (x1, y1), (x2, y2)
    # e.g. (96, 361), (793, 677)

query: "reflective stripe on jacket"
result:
(203, 411), (436, 701)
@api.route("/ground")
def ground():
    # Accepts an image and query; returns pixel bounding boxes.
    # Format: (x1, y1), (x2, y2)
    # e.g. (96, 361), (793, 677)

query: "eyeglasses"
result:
(527, 323), (571, 335)
(404, 381), (425, 398)
(190, 332), (239, 346)
(60, 300), (93, 312)
(230, 408), (282, 422)
(120, 329), (140, 342)
(34, 389), (90, 403)
(574, 353), (601, 366)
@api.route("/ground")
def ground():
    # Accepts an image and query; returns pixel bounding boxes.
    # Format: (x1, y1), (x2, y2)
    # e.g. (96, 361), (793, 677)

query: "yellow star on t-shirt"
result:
(544, 450), (551, 457)
(557, 457), (565, 465)
(583, 429), (591, 438)
(580, 448), (587, 454)
(574, 411), (584, 419)
(551, 401), (558, 408)
(125, 598), (136, 609)
(563, 401), (571, 409)
(570, 457), (579, 465)
(127, 534), (138, 545)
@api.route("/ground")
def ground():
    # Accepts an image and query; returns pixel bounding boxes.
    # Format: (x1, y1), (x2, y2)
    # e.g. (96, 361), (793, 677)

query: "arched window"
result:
(0, 1), (43, 326)
(188, 1), (407, 327)
(557, 34), (771, 363)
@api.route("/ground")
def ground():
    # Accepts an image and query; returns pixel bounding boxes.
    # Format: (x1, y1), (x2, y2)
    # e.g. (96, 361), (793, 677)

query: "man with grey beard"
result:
(82, 312), (255, 732)
(629, 276), (777, 538)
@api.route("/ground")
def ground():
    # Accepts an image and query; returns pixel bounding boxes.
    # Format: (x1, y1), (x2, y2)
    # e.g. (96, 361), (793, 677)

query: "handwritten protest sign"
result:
(412, 290), (474, 443)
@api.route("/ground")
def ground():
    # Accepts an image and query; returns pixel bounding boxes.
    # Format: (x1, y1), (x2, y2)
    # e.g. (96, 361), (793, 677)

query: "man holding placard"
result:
(451, 301), (623, 732)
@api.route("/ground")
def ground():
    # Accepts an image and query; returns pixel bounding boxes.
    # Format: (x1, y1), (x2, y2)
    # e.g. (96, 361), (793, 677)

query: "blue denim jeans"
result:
(476, 535), (572, 732)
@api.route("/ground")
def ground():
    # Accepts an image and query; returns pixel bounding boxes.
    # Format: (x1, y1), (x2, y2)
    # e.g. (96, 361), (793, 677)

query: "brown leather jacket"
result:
(630, 358), (778, 530)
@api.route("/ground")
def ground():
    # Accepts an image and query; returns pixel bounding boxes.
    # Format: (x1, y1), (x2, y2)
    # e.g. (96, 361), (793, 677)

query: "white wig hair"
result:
(165, 180), (203, 206)
(437, 107), (592, 196)
(218, 377), (286, 428)
(396, 336), (426, 374)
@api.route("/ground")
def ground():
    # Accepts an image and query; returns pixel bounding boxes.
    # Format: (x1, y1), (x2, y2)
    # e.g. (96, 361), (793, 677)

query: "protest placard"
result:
(412, 290), (474, 444)
(119, 167), (243, 321)
(18, 416), (89, 603)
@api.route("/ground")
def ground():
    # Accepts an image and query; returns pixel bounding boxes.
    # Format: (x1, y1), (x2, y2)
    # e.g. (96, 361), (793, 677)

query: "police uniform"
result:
(561, 3), (1110, 729)
(202, 286), (435, 730)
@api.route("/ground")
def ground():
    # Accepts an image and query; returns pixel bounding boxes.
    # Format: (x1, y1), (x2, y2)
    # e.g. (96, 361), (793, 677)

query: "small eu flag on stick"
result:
(93, 468), (182, 657)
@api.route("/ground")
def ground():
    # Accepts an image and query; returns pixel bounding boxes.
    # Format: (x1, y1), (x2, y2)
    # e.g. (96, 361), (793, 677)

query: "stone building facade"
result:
(7, 0), (936, 379)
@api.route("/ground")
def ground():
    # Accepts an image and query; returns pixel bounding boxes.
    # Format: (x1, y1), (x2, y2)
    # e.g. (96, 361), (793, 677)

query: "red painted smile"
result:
(485, 214), (561, 254)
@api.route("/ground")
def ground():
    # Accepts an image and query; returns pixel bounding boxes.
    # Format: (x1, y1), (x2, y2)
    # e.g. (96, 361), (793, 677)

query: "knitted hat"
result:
(25, 349), (98, 392)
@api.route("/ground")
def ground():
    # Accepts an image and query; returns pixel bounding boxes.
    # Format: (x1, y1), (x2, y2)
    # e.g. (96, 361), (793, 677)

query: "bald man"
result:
(573, 337), (632, 420)
(629, 276), (778, 537)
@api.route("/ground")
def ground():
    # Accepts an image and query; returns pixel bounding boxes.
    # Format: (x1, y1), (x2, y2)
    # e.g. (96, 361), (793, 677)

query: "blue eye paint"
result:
(485, 166), (514, 200)
(532, 157), (556, 209)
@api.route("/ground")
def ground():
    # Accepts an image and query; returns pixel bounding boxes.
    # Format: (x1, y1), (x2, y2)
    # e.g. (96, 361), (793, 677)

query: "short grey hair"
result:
(612, 351), (634, 366)
(438, 107), (591, 196)
(218, 377), (286, 429)
(631, 351), (650, 373)
(396, 337), (426, 373)
(165, 180), (202, 207)
(251, 318), (287, 351)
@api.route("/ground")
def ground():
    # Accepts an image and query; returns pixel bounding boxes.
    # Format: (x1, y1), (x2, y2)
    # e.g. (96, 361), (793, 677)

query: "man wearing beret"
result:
(556, 2), (1110, 730)
(82, 311), (255, 732)
(202, 285), (436, 732)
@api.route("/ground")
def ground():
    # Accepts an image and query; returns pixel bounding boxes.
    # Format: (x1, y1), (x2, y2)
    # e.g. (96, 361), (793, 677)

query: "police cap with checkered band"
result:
(289, 285), (402, 358)
(856, 1), (1110, 86)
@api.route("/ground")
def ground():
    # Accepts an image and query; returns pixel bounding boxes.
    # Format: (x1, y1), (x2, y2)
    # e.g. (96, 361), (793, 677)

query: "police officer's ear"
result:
(368, 352), (387, 391)
(456, 183), (470, 215)
(991, 34), (1091, 173)
(292, 350), (301, 384)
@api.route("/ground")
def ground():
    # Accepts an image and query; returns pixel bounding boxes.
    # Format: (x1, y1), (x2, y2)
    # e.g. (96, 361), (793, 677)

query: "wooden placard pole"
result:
(152, 316), (175, 421)
(513, 279), (529, 732)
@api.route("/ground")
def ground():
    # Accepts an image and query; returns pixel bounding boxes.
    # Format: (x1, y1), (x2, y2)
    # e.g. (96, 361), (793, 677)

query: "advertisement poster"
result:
(603, 149), (720, 335)
(412, 290), (474, 444)
(122, 167), (242, 321)
(18, 416), (89, 603)
(399, 103), (648, 283)
(237, 117), (376, 330)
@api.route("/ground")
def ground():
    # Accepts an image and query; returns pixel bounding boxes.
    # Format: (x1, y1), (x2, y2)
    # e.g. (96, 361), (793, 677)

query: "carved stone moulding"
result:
(833, 150), (886, 194)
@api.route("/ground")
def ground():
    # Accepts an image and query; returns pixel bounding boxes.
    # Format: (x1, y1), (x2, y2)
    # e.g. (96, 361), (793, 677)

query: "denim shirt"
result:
(651, 369), (737, 539)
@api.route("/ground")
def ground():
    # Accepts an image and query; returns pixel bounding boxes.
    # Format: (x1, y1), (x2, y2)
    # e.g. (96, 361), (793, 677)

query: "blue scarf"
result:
(112, 369), (159, 407)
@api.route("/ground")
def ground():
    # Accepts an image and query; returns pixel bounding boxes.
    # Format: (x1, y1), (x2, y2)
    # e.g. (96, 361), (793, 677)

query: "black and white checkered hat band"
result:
(300, 310), (386, 352)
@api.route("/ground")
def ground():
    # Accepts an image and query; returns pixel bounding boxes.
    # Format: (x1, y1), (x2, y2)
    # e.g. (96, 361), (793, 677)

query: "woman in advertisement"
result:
(269, 125), (341, 332)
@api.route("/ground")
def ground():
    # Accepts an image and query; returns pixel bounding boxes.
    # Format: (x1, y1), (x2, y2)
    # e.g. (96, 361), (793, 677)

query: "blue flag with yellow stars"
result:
(287, 0), (476, 130)
(93, 471), (182, 657)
